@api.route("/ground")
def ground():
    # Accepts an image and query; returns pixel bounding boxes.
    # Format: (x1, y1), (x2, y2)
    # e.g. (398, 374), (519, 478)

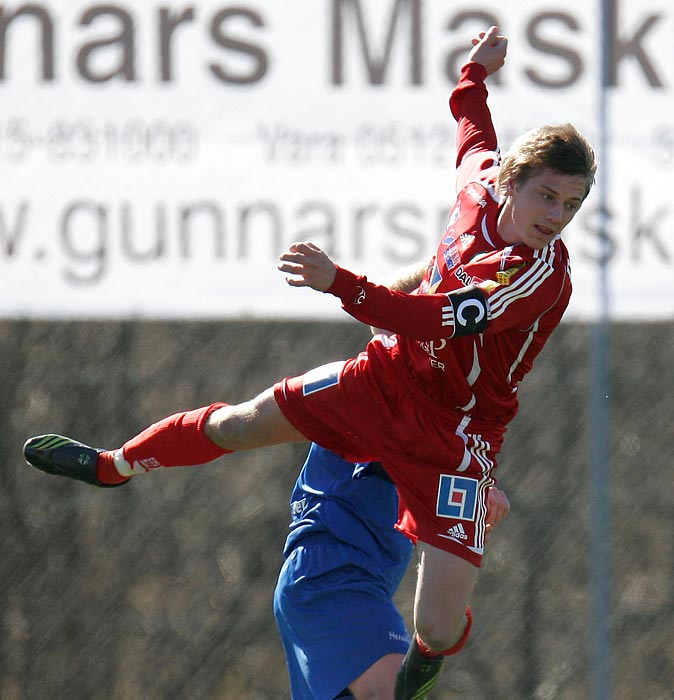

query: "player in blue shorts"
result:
(274, 444), (412, 700)
(275, 444), (509, 700)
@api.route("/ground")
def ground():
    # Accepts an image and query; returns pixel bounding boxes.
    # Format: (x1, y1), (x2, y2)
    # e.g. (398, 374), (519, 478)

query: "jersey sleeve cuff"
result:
(461, 61), (488, 84)
(326, 265), (366, 305)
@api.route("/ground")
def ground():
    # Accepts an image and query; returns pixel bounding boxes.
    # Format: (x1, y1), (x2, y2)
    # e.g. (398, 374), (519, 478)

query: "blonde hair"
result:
(497, 124), (597, 199)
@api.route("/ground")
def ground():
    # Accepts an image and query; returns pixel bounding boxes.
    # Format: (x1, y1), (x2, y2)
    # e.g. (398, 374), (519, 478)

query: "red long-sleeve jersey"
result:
(327, 62), (571, 425)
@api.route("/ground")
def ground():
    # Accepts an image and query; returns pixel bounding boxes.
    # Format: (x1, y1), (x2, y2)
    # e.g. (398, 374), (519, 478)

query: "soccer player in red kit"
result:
(24, 27), (596, 700)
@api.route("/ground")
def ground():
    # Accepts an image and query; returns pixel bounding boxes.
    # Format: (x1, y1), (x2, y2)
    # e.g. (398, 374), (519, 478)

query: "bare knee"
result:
(204, 403), (253, 451)
(204, 389), (305, 450)
(416, 610), (467, 654)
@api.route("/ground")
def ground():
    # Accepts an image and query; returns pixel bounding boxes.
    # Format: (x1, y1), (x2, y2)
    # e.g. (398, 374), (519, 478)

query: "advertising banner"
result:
(1, 0), (672, 320)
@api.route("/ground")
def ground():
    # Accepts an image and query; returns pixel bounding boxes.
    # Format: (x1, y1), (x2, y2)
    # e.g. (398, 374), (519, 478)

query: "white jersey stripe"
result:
(465, 340), (482, 387)
(489, 261), (554, 317)
(470, 475), (496, 553)
(455, 416), (473, 472)
(481, 214), (497, 248)
(491, 251), (553, 303)
(490, 251), (553, 307)
(455, 417), (495, 476)
(508, 321), (539, 383)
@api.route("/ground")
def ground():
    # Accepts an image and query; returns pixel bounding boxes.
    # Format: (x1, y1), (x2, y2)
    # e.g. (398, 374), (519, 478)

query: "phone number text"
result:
(0, 119), (199, 164)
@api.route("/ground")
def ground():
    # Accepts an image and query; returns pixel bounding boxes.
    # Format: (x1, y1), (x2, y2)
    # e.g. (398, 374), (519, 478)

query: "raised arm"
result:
(449, 26), (508, 189)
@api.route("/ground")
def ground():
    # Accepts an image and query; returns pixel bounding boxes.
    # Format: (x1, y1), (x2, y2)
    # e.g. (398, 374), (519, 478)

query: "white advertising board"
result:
(1, 0), (672, 320)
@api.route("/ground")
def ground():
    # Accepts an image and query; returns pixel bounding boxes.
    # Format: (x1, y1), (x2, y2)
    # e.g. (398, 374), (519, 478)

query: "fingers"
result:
(285, 276), (309, 288)
(285, 241), (321, 255)
(277, 258), (305, 275)
(493, 489), (510, 524)
(478, 26), (505, 47)
(469, 26), (508, 74)
(278, 241), (337, 291)
(279, 242), (317, 266)
(480, 26), (497, 43)
(485, 487), (510, 528)
(472, 28), (493, 47)
(278, 243), (312, 287)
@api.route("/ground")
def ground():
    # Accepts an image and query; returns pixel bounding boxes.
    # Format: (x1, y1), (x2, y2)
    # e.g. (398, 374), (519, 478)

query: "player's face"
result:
(498, 168), (588, 250)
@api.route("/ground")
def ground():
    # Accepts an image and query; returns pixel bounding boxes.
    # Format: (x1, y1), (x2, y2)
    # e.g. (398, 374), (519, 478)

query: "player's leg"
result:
(413, 544), (477, 651)
(204, 389), (306, 450)
(348, 652), (404, 699)
(394, 544), (477, 700)
(23, 388), (306, 486)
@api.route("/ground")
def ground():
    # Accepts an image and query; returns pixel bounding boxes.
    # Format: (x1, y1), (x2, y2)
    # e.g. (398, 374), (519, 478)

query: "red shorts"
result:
(273, 338), (505, 567)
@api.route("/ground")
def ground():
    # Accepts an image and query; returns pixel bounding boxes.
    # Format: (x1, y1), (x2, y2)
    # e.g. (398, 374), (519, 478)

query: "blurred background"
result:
(1, 1), (673, 699)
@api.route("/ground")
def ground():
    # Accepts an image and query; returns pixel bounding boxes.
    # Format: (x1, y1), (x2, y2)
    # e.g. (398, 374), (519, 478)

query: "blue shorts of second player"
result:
(274, 536), (411, 700)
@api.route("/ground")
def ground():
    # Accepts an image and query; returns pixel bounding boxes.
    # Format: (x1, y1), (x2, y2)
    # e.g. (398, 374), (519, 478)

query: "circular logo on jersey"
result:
(456, 299), (486, 329)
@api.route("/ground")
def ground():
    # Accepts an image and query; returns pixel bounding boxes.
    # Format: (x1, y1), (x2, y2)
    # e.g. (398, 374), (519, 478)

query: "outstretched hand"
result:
(469, 25), (508, 76)
(278, 241), (338, 292)
(484, 486), (510, 542)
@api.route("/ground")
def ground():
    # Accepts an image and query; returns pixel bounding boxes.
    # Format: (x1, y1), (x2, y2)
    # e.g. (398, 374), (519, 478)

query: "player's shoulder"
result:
(457, 155), (501, 204)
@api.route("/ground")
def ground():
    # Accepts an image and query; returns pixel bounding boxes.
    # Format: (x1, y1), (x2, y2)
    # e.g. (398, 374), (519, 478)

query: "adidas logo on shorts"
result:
(446, 523), (468, 540)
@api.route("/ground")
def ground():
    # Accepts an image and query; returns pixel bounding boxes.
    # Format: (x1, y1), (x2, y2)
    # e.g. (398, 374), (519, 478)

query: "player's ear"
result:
(504, 178), (516, 196)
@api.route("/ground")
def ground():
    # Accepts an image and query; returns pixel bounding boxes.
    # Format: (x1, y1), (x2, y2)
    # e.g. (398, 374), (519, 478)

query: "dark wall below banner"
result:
(1, 319), (672, 700)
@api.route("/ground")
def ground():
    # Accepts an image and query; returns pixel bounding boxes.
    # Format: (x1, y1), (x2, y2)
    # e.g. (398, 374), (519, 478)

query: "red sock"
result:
(95, 403), (231, 484)
(97, 452), (129, 485)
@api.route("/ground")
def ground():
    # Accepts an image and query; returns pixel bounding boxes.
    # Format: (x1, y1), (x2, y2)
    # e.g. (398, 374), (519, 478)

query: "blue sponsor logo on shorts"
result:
(436, 475), (478, 520)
